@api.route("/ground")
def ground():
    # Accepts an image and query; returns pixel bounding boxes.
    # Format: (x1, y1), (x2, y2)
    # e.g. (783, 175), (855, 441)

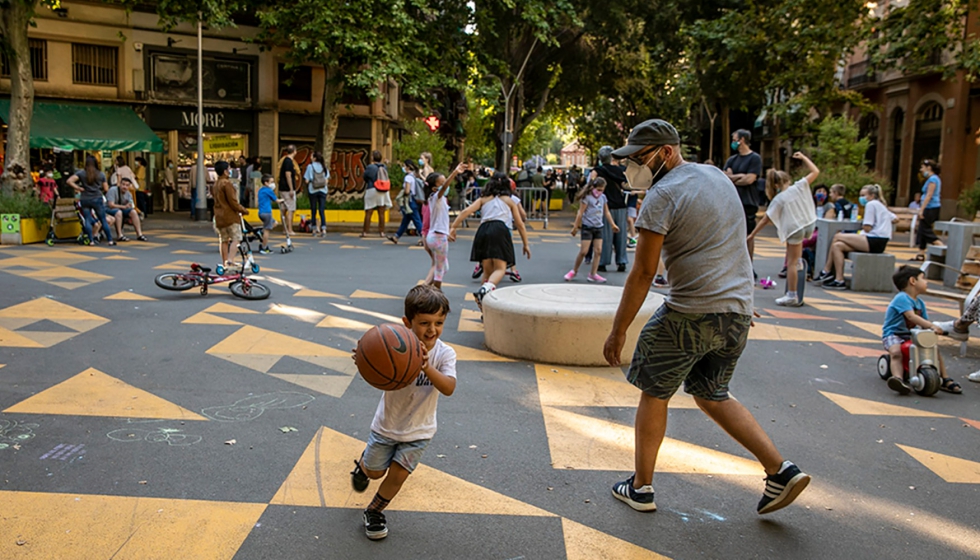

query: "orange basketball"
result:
(355, 323), (425, 391)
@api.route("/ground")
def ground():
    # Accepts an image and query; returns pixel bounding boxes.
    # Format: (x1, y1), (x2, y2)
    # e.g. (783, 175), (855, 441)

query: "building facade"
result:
(0, 1), (423, 205)
(842, 3), (978, 216)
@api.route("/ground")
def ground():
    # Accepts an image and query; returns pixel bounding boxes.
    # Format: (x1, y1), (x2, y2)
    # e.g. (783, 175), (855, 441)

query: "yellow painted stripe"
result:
(349, 289), (399, 299)
(820, 391), (951, 418)
(896, 444), (980, 483)
(104, 291), (156, 301)
(563, 518), (670, 560)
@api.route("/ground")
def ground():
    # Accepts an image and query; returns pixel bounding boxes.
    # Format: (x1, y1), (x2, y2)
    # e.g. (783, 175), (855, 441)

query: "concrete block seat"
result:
(483, 284), (665, 366)
(849, 252), (896, 293)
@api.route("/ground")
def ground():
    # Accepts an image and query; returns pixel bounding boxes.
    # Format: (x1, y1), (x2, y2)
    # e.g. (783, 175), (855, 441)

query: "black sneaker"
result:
(474, 286), (490, 311)
(584, 256), (592, 265)
(611, 474), (657, 512)
(653, 275), (669, 288)
(507, 269), (522, 283)
(814, 270), (833, 283)
(350, 460), (369, 492)
(597, 265), (607, 273)
(363, 510), (388, 540)
(777, 267), (787, 279)
(471, 264), (483, 279)
(823, 280), (847, 290)
(887, 376), (912, 395)
(617, 264), (627, 272)
(757, 461), (810, 514)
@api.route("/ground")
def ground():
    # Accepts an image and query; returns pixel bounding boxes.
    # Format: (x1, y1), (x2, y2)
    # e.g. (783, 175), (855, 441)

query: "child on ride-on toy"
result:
(882, 266), (962, 395)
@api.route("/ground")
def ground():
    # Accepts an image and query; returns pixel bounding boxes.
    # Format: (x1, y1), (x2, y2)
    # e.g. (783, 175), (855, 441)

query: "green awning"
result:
(0, 99), (163, 152)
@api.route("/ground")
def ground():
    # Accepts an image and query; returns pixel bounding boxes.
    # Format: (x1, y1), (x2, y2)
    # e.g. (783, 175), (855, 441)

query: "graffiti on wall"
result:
(278, 145), (367, 197)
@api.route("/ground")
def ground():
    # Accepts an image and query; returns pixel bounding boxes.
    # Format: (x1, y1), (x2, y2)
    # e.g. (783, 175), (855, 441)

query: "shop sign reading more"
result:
(203, 136), (245, 154)
(145, 106), (254, 134)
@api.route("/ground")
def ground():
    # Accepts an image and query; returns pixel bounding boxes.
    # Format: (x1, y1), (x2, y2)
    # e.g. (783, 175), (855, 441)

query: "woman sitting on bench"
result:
(815, 184), (896, 290)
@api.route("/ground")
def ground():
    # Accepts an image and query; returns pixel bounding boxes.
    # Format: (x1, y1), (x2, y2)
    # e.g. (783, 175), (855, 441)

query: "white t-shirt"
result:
(765, 178), (816, 243)
(403, 175), (416, 197)
(371, 339), (457, 442)
(481, 196), (513, 228)
(429, 192), (450, 235)
(863, 199), (895, 239)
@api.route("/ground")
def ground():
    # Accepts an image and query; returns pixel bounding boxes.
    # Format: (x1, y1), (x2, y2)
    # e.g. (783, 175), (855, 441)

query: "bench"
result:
(889, 207), (915, 233)
(848, 253), (896, 293)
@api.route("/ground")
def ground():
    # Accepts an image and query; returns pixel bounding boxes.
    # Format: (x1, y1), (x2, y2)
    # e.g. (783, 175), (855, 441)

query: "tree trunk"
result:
(772, 115), (782, 171)
(721, 102), (731, 163)
(318, 66), (343, 195)
(0, 1), (36, 196)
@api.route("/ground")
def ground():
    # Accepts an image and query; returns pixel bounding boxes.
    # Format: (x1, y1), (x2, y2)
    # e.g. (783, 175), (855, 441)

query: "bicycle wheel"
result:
(229, 279), (270, 300)
(155, 272), (197, 291)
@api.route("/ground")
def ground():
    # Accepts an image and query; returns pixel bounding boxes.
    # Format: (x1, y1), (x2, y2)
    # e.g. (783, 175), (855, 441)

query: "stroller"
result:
(45, 198), (90, 246)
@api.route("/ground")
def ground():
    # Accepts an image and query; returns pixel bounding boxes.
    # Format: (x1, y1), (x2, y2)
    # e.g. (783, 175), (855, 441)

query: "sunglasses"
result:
(628, 147), (660, 165)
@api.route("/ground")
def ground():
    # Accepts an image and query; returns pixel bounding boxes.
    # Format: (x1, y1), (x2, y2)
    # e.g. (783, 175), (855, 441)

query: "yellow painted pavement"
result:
(820, 391), (951, 418)
(896, 445), (980, 484)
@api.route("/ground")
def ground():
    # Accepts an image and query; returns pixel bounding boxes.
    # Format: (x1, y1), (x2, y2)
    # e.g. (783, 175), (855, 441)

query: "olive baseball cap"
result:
(611, 119), (681, 158)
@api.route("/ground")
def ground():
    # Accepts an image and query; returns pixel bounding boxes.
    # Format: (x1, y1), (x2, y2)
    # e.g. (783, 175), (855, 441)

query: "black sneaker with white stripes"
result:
(757, 461), (810, 514)
(611, 474), (657, 512)
(363, 510), (388, 540)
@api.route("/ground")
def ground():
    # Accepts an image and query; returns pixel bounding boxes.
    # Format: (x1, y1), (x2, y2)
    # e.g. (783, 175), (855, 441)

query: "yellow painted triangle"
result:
(845, 320), (885, 338)
(203, 302), (260, 315)
(749, 322), (873, 343)
(104, 291), (157, 301)
(563, 518), (669, 560)
(207, 326), (348, 361)
(0, 317), (36, 330)
(449, 343), (512, 362)
(103, 255), (138, 261)
(0, 491), (265, 559)
(349, 289), (399, 299)
(153, 260), (197, 270)
(328, 302), (401, 323)
(298, 355), (359, 376)
(268, 374), (354, 398)
(0, 326), (45, 348)
(896, 444), (980, 483)
(210, 353), (281, 373)
(32, 266), (111, 281)
(316, 315), (374, 331)
(294, 289), (345, 299)
(172, 250), (202, 254)
(183, 312), (242, 326)
(536, 364), (639, 408)
(820, 391), (951, 418)
(3, 367), (207, 420)
(266, 304), (325, 323)
(458, 308), (484, 332)
(14, 332), (76, 348)
(47, 281), (92, 290)
(0, 297), (108, 322)
(49, 319), (106, 333)
(542, 406), (760, 475)
(271, 427), (554, 516)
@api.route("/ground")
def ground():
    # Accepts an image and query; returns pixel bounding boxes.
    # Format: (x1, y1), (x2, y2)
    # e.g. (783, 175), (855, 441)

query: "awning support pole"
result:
(195, 14), (208, 221)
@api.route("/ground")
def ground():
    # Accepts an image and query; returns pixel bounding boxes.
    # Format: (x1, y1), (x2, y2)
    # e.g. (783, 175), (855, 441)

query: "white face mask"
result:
(269, 182), (276, 189)
(624, 148), (665, 191)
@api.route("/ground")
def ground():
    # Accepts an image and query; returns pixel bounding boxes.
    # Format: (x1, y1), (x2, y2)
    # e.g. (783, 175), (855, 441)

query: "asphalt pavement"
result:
(0, 214), (978, 560)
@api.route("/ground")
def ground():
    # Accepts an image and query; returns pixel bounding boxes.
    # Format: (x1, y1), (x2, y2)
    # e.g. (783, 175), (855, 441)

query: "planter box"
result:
(549, 199), (564, 212)
(244, 208), (385, 226)
(0, 217), (80, 245)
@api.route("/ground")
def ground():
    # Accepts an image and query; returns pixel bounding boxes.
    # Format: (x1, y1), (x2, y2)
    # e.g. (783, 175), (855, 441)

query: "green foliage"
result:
(810, 117), (891, 199)
(958, 181), (980, 219)
(462, 94), (496, 166)
(0, 191), (52, 219)
(391, 120), (454, 188)
(868, 0), (978, 80)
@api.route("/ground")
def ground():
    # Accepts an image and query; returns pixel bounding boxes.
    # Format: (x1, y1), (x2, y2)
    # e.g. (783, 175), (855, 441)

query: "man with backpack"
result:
(362, 150), (392, 238)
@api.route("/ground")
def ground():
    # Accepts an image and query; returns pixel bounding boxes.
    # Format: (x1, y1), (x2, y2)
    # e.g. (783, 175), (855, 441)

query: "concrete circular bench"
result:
(483, 284), (665, 366)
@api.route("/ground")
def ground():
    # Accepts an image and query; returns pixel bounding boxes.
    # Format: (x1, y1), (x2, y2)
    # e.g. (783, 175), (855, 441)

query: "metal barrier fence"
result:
(452, 186), (550, 229)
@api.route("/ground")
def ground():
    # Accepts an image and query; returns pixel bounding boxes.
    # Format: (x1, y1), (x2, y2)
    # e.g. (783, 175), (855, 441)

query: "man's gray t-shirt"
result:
(106, 186), (133, 208)
(635, 163), (754, 316)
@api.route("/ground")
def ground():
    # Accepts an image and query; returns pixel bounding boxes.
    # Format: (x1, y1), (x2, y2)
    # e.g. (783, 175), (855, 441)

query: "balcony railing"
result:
(848, 60), (877, 87)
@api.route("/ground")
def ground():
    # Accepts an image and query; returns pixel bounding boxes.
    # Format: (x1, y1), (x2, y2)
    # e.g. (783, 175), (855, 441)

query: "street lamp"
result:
(195, 13), (207, 221)
(489, 37), (537, 174)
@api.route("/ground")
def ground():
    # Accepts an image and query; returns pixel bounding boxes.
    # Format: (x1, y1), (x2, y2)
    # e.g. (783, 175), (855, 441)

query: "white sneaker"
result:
(968, 371), (980, 383)
(775, 294), (803, 307)
(933, 320), (969, 342)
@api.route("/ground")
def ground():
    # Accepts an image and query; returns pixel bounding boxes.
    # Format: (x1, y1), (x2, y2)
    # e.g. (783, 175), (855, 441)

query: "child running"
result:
(450, 172), (531, 309)
(350, 285), (457, 540)
(565, 177), (619, 283)
(423, 162), (467, 289)
(256, 174), (284, 255)
(747, 152), (819, 307)
(882, 266), (962, 394)
(471, 181), (525, 282)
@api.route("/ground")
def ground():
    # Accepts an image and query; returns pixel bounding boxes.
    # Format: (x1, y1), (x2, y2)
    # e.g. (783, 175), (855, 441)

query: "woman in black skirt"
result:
(450, 172), (531, 309)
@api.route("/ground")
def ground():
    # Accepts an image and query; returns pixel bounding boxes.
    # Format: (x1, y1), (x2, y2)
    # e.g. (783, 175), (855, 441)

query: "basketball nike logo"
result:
(387, 326), (408, 354)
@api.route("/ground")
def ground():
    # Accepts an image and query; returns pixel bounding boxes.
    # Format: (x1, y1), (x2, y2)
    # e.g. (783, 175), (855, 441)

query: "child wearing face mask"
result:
(747, 152), (820, 307)
(566, 178), (619, 283)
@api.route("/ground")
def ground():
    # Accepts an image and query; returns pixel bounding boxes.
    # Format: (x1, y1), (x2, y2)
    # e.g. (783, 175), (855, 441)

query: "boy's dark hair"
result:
(734, 129), (752, 143)
(372, 150), (383, 163)
(261, 173), (273, 184)
(405, 284), (451, 320)
(893, 265), (924, 291)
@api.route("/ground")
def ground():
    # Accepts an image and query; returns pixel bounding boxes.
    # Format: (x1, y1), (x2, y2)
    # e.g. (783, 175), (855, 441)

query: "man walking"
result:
(724, 129), (762, 262)
(603, 119), (809, 515)
(594, 146), (629, 272)
(278, 145), (298, 237)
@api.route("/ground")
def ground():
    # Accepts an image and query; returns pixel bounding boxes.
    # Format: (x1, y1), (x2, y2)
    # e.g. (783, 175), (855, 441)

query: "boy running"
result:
(256, 174), (283, 254)
(350, 285), (457, 540)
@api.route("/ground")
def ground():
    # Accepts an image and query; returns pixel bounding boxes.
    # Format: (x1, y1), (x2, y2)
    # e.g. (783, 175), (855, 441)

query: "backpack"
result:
(413, 177), (426, 204)
(311, 164), (327, 189)
(374, 164), (391, 192)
